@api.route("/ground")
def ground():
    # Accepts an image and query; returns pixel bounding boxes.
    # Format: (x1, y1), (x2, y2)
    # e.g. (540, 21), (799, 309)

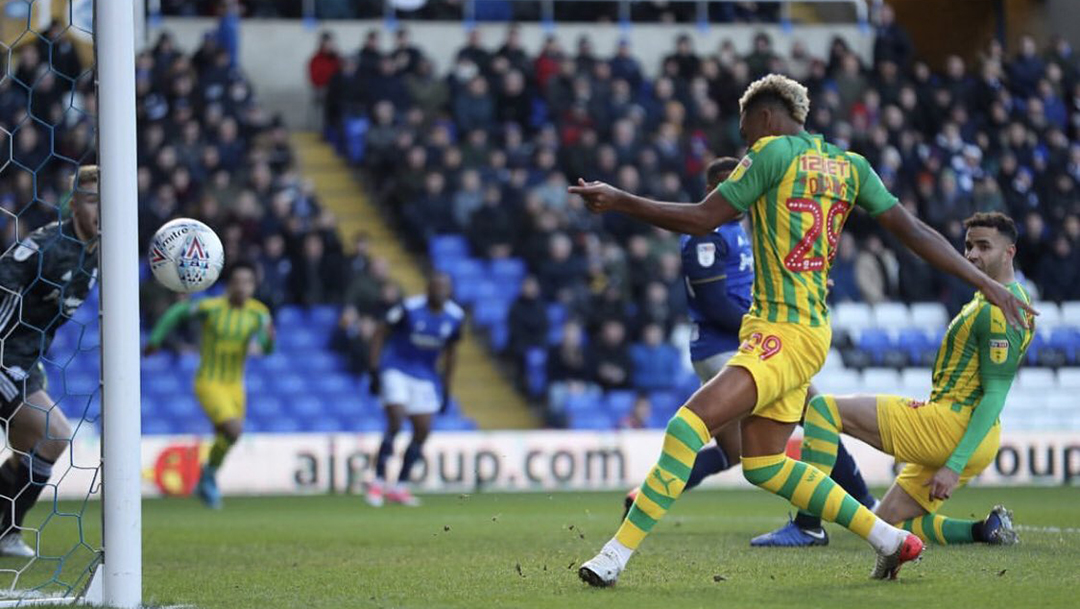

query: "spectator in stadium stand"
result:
(590, 319), (632, 391)
(331, 305), (378, 376)
(307, 31), (341, 114)
(829, 233), (861, 304)
(507, 276), (549, 380)
(467, 184), (518, 259)
(546, 320), (593, 414)
(618, 394), (653, 430)
(630, 324), (680, 392)
(855, 234), (900, 305)
(1037, 235), (1080, 303)
(872, 4), (913, 69)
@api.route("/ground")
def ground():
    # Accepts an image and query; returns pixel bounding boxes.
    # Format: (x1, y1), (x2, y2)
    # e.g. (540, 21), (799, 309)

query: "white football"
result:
(148, 218), (225, 293)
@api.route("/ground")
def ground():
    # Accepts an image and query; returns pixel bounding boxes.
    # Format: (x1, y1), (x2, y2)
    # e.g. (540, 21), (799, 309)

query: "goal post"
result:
(94, 0), (142, 606)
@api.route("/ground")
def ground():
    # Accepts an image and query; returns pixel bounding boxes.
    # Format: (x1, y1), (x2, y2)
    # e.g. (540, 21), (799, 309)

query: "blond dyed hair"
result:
(71, 165), (100, 192)
(738, 74), (810, 124)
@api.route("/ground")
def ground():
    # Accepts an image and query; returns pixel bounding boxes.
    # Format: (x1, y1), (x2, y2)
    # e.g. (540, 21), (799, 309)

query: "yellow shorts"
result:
(194, 380), (246, 426)
(726, 315), (831, 424)
(877, 395), (1000, 513)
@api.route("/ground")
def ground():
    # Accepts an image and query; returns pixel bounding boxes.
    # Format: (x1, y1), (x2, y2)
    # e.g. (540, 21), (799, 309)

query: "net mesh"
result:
(0, 1), (102, 602)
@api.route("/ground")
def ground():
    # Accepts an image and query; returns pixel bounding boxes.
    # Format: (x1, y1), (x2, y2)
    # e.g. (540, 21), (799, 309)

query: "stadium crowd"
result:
(311, 15), (1080, 420)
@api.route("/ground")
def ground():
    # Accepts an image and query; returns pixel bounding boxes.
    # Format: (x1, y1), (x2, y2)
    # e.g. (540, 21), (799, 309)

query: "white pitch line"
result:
(1015, 525), (1080, 535)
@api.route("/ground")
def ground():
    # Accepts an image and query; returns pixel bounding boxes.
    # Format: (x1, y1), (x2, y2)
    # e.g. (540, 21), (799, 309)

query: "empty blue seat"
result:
(345, 116), (369, 163)
(248, 395), (285, 418)
(490, 258), (526, 285)
(563, 393), (600, 414)
(473, 299), (510, 329)
(141, 352), (172, 373)
(604, 390), (637, 417)
(429, 235), (471, 262)
(64, 372), (98, 395)
(546, 303), (568, 345)
(896, 328), (932, 364)
(488, 324), (509, 351)
(273, 374), (308, 394)
(142, 419), (173, 435)
(350, 416), (386, 432)
(568, 411), (613, 430)
(290, 396), (324, 419)
(307, 417), (344, 432)
(1048, 327), (1080, 363)
(178, 352), (200, 373)
(525, 347), (547, 397)
(143, 374), (182, 395)
(278, 328), (320, 350)
(648, 391), (680, 416)
(306, 305), (339, 328)
(276, 306), (304, 326)
(857, 329), (893, 364)
(164, 395), (200, 418)
(265, 416), (301, 433)
(433, 416), (477, 431)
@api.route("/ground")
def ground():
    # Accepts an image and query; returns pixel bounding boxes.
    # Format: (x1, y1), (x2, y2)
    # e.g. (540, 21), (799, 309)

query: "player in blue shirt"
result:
(365, 272), (464, 507)
(622, 158), (878, 546)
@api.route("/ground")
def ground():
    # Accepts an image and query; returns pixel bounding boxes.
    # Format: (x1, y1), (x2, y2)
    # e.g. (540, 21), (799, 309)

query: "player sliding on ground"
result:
(0, 167), (99, 557)
(569, 74), (1035, 585)
(147, 261), (274, 509)
(365, 272), (462, 507)
(754, 212), (1028, 547)
(622, 157), (879, 547)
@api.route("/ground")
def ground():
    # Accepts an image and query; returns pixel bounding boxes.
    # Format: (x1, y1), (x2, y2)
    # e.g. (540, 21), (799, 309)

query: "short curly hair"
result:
(738, 74), (810, 124)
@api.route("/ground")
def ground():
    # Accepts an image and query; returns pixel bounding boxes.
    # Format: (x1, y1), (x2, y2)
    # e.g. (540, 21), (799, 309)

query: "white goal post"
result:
(91, 0), (143, 607)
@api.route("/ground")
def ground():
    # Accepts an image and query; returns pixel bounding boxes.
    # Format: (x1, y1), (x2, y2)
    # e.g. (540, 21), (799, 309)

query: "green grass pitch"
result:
(11, 486), (1080, 608)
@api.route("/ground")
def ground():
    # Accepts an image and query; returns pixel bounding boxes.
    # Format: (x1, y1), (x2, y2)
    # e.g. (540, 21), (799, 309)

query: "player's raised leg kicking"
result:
(365, 273), (461, 507)
(623, 157), (877, 547)
(0, 167), (99, 556)
(759, 213), (1027, 553)
(570, 74), (1034, 585)
(146, 262), (274, 509)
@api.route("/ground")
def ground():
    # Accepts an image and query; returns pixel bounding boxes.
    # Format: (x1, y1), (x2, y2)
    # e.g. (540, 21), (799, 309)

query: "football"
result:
(147, 218), (225, 293)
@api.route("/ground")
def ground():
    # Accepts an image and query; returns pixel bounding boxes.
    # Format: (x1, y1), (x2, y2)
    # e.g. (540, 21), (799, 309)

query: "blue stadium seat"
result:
(604, 390), (637, 417)
(648, 391), (680, 418)
(568, 411), (614, 430)
(307, 417), (344, 433)
(276, 306), (304, 327)
(273, 374), (308, 395)
(857, 328), (893, 365)
(143, 374), (182, 396)
(1026, 331), (1046, 365)
(142, 419), (173, 435)
(896, 328), (933, 364)
(278, 327), (321, 350)
(289, 396), (325, 419)
(524, 347), (547, 398)
(248, 394), (285, 418)
(164, 395), (200, 418)
(1048, 327), (1080, 363)
(141, 352), (172, 373)
(350, 416), (386, 433)
(178, 352), (200, 373)
(429, 235), (471, 262)
(473, 299), (510, 329)
(489, 258), (526, 286)
(488, 324), (509, 352)
(475, 0), (513, 21)
(344, 116), (369, 163)
(563, 392), (600, 414)
(546, 303), (567, 345)
(306, 305), (339, 328)
(265, 416), (301, 433)
(63, 372), (98, 396)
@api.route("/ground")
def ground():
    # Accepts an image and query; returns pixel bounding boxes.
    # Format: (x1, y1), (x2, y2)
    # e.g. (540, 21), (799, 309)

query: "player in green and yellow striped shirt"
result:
(147, 261), (274, 508)
(570, 74), (1036, 586)
(791, 212), (1029, 549)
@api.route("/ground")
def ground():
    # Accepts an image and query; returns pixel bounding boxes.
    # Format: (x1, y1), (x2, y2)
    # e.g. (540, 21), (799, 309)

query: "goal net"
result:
(0, 1), (135, 605)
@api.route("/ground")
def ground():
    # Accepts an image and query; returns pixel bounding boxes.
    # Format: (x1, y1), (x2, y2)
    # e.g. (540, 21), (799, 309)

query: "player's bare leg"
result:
(387, 413), (431, 507)
(0, 390), (72, 557)
(197, 417), (242, 509)
(368, 404), (406, 507)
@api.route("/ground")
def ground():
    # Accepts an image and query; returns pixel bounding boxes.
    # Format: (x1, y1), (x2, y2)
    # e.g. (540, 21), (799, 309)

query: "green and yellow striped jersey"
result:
(929, 282), (1033, 408)
(192, 297), (272, 384)
(716, 132), (897, 326)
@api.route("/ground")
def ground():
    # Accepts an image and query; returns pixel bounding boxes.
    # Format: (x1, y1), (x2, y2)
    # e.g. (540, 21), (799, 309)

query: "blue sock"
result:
(684, 444), (731, 492)
(794, 439), (874, 530)
(397, 442), (424, 484)
(375, 436), (394, 480)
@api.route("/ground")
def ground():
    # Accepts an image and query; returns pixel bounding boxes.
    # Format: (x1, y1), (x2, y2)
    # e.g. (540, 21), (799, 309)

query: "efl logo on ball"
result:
(148, 218), (225, 293)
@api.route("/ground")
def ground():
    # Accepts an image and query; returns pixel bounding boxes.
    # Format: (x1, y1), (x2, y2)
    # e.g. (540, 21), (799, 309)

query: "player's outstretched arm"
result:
(145, 301), (193, 352)
(874, 205), (1036, 329)
(258, 315), (275, 354)
(568, 179), (740, 237)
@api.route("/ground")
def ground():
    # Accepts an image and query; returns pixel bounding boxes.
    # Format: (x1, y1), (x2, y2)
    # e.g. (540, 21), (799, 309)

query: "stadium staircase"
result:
(290, 131), (539, 429)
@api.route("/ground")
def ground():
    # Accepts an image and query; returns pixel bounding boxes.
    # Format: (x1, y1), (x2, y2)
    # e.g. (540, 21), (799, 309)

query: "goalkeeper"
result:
(0, 167), (100, 557)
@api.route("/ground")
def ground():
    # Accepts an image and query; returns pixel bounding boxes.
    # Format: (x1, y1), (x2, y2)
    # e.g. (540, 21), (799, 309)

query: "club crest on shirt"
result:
(696, 242), (716, 267)
(989, 339), (1008, 364)
(728, 155), (753, 182)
